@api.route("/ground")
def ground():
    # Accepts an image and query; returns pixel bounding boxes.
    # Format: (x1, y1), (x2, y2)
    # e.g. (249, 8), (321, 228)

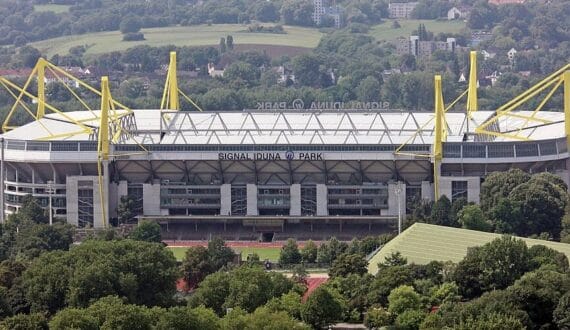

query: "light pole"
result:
(47, 180), (53, 226)
(395, 181), (402, 235)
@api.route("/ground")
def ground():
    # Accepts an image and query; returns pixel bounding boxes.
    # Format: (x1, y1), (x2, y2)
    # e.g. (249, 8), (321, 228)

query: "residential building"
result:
(489, 0), (525, 4)
(313, 0), (342, 28)
(447, 6), (470, 20)
(396, 36), (456, 57)
(389, 2), (418, 19)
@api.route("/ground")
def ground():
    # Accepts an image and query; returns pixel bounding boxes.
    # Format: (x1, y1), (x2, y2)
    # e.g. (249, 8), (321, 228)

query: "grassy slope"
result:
(31, 24), (323, 57)
(169, 246), (281, 262)
(33, 4), (71, 13)
(369, 19), (466, 41)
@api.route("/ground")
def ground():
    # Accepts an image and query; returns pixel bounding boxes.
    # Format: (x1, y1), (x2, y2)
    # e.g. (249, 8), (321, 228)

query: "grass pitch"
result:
(169, 246), (282, 262)
(31, 24), (323, 58)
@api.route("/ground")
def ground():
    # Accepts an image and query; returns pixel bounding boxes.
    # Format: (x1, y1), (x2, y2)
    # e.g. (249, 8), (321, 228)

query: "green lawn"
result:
(33, 4), (71, 13)
(31, 24), (323, 58)
(369, 19), (466, 42)
(169, 246), (282, 262)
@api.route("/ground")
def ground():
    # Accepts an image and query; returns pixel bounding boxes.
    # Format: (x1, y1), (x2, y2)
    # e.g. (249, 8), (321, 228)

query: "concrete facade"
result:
(316, 184), (328, 216)
(142, 183), (161, 216)
(386, 182), (406, 217)
(290, 184), (301, 216)
(220, 183), (231, 216)
(440, 176), (481, 203)
(421, 181), (434, 201)
(246, 184), (258, 216)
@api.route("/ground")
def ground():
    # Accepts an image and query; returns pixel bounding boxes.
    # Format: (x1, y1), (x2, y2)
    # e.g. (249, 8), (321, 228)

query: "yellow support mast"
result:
(37, 58), (46, 119)
(162, 51), (180, 110)
(467, 51), (478, 119)
(433, 75), (445, 199)
(562, 70), (570, 150)
(98, 76), (110, 228)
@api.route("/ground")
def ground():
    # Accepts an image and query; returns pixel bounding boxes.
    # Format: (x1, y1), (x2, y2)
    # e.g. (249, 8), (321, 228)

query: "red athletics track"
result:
(164, 240), (317, 248)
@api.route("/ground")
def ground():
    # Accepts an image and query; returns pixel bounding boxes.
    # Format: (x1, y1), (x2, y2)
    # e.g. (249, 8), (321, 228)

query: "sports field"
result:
(368, 19), (466, 42)
(31, 24), (323, 58)
(169, 246), (281, 262)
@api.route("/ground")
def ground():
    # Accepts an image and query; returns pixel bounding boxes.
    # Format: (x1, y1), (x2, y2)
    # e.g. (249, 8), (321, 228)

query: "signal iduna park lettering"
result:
(218, 152), (323, 161)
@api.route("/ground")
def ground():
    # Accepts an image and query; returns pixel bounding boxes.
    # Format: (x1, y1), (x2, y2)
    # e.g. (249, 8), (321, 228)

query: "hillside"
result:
(369, 19), (466, 41)
(30, 24), (324, 58)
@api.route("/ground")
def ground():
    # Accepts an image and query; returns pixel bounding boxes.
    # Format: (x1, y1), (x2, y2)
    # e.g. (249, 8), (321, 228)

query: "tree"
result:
(129, 221), (161, 243)
(83, 296), (153, 330)
(9, 195), (48, 225)
(13, 223), (74, 259)
(223, 307), (310, 330)
(219, 37), (226, 53)
(387, 285), (422, 316)
(22, 240), (178, 313)
(207, 237), (235, 270)
(191, 265), (294, 315)
(155, 306), (220, 330)
(117, 195), (137, 224)
(316, 237), (348, 264)
(452, 236), (531, 298)
(279, 239), (302, 265)
(0, 313), (48, 330)
(528, 244), (569, 272)
(429, 195), (451, 226)
(119, 17), (141, 34)
(395, 309), (426, 330)
(300, 240), (317, 263)
(254, 2), (279, 22)
(329, 253), (367, 278)
(292, 53), (328, 88)
(489, 198), (523, 234)
(264, 291), (303, 321)
(19, 46), (42, 68)
(554, 292), (570, 329)
(301, 287), (344, 329)
(364, 307), (392, 329)
(508, 173), (567, 239)
(226, 35), (234, 50)
(223, 61), (259, 87)
(356, 76), (381, 102)
(449, 197), (467, 227)
(49, 308), (99, 330)
(457, 205), (492, 232)
(480, 169), (530, 213)
(181, 246), (212, 288)
(507, 270), (570, 327)
(367, 266), (414, 306)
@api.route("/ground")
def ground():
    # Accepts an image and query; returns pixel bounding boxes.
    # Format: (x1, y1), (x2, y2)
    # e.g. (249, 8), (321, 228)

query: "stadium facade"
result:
(0, 109), (568, 231)
(0, 53), (569, 239)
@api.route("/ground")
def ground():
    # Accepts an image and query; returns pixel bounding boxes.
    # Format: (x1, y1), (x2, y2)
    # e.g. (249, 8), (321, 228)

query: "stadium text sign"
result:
(256, 99), (390, 110)
(218, 151), (323, 161)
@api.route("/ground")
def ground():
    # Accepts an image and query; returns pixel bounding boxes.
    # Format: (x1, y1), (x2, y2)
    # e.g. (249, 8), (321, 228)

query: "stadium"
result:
(0, 52), (569, 241)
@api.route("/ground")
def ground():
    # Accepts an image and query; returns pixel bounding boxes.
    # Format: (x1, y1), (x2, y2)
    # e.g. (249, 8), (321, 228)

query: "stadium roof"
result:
(367, 223), (570, 274)
(1, 110), (565, 144)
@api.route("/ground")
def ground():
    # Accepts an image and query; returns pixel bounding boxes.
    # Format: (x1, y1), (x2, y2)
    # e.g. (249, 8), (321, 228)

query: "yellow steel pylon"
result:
(467, 51), (478, 118)
(433, 75), (445, 199)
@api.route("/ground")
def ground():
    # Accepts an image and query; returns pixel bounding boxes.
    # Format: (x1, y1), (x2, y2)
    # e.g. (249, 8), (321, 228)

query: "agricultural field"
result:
(30, 24), (323, 58)
(33, 4), (71, 13)
(169, 246), (281, 262)
(368, 19), (466, 42)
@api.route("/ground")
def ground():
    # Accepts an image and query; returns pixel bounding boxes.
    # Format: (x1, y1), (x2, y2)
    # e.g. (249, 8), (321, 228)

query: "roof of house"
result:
(367, 223), (570, 274)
